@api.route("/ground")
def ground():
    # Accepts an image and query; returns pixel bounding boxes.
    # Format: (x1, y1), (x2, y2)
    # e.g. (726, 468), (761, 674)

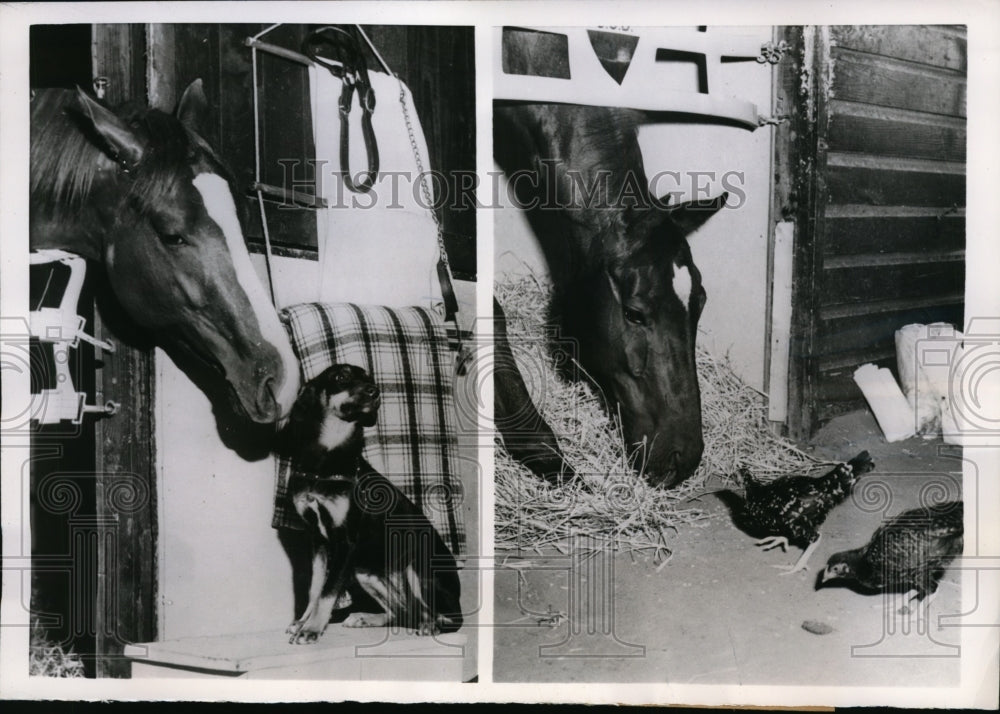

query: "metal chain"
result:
(398, 80), (452, 275)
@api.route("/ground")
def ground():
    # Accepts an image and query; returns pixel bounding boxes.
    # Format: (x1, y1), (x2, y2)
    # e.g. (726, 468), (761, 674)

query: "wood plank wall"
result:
(784, 25), (967, 437)
(91, 23), (158, 678)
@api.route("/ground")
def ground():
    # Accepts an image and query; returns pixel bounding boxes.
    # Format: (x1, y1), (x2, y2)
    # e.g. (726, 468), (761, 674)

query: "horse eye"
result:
(160, 233), (187, 247)
(623, 307), (647, 326)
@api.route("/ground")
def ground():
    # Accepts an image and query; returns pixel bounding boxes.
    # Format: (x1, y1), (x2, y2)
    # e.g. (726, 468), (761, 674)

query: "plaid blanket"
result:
(272, 303), (466, 558)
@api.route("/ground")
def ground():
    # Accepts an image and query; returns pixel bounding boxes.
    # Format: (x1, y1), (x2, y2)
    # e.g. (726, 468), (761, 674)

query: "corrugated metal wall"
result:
(781, 25), (967, 437)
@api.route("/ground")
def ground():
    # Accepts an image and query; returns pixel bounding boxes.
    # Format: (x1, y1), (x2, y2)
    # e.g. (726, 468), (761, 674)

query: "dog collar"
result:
(292, 457), (363, 482)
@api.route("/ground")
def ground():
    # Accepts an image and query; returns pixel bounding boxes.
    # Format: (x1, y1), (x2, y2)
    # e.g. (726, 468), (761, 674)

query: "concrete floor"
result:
(493, 410), (965, 685)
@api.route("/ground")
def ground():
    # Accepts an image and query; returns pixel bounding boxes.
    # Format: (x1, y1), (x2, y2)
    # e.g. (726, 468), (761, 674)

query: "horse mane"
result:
(571, 107), (646, 182)
(30, 89), (108, 216)
(121, 107), (198, 216)
(31, 89), (237, 222)
(567, 107), (680, 270)
(496, 101), (677, 274)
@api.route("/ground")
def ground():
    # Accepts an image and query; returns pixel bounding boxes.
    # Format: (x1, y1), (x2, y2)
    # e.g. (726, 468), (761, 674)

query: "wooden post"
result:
(778, 26), (828, 441)
(91, 23), (157, 678)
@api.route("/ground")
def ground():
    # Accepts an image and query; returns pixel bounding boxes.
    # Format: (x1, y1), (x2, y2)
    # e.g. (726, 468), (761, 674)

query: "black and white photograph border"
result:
(1, 0), (998, 708)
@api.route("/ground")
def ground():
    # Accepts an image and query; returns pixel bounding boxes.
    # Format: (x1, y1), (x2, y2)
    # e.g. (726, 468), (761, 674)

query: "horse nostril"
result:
(665, 450), (683, 483)
(255, 375), (279, 421)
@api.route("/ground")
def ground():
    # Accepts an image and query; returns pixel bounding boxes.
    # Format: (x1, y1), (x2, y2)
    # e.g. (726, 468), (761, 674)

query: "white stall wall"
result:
(156, 253), (480, 639)
(155, 254), (320, 639)
(496, 26), (775, 391)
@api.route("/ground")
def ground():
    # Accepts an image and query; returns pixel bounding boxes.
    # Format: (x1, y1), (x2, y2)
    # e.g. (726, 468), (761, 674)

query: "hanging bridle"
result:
(304, 25), (379, 194)
(252, 24), (467, 369)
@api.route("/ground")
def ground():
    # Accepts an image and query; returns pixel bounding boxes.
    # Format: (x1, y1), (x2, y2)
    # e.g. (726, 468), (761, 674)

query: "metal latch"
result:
(30, 390), (119, 425)
(30, 249), (118, 425)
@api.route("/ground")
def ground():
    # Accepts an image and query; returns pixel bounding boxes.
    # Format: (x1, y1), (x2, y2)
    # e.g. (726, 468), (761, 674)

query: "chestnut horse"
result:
(30, 80), (299, 423)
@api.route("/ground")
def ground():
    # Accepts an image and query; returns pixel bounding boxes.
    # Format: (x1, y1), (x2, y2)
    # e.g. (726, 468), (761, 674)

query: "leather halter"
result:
(304, 26), (380, 194)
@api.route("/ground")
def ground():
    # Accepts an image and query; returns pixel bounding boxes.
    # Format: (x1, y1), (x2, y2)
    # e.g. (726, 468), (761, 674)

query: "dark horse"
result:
(30, 80), (300, 423)
(494, 38), (727, 488)
(494, 103), (726, 488)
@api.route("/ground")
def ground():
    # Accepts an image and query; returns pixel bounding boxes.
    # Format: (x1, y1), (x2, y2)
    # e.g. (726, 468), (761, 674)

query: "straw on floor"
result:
(495, 275), (828, 559)
(29, 618), (85, 678)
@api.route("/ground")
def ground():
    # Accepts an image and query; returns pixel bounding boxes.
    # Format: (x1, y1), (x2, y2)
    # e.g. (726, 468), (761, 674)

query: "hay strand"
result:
(29, 618), (85, 678)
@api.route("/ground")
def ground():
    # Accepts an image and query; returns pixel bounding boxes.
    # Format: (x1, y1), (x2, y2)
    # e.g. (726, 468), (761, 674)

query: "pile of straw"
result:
(495, 275), (827, 557)
(29, 618), (85, 677)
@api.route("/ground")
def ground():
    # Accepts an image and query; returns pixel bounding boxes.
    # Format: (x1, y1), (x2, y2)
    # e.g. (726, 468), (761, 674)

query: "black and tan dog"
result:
(279, 364), (462, 644)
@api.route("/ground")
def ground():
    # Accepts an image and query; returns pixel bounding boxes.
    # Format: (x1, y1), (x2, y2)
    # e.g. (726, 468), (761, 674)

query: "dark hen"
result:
(820, 500), (963, 606)
(726, 451), (875, 575)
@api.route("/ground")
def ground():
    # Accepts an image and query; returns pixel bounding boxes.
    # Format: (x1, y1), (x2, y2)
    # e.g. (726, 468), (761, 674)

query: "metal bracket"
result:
(93, 76), (110, 100)
(30, 249), (118, 425)
(31, 390), (119, 425)
(757, 40), (790, 65)
(30, 307), (115, 352)
(30, 250), (115, 353)
(757, 114), (790, 127)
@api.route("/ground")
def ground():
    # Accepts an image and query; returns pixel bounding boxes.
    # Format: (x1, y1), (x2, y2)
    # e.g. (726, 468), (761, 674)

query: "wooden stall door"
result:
(91, 24), (158, 678)
(776, 25), (966, 439)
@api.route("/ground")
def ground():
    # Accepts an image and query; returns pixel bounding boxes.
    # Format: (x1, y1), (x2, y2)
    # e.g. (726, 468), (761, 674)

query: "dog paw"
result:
(288, 619), (326, 644)
(342, 612), (390, 628)
(413, 621), (441, 637)
(289, 628), (322, 645)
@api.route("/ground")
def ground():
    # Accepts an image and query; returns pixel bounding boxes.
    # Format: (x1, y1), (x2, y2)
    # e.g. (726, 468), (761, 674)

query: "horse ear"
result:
(664, 192), (729, 236)
(71, 87), (145, 169)
(176, 79), (209, 133)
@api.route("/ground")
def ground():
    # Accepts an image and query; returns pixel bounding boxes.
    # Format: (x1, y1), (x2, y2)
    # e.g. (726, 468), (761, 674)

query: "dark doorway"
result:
(30, 23), (100, 678)
(30, 25), (92, 89)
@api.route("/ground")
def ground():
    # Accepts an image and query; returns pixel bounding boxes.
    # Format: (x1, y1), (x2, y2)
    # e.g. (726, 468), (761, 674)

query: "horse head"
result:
(568, 194), (728, 487)
(495, 98), (732, 487)
(30, 81), (300, 424)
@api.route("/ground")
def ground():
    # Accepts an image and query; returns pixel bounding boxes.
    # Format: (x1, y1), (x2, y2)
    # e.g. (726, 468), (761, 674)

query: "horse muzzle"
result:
(243, 358), (299, 425)
(640, 434), (704, 488)
(208, 342), (297, 425)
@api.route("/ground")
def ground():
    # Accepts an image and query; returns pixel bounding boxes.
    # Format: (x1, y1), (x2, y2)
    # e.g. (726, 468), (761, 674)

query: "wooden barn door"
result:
(90, 24), (158, 677)
(776, 25), (966, 439)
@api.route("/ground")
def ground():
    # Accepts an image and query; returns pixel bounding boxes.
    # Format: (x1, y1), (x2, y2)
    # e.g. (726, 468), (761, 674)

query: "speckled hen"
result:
(729, 451), (875, 575)
(820, 500), (963, 605)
